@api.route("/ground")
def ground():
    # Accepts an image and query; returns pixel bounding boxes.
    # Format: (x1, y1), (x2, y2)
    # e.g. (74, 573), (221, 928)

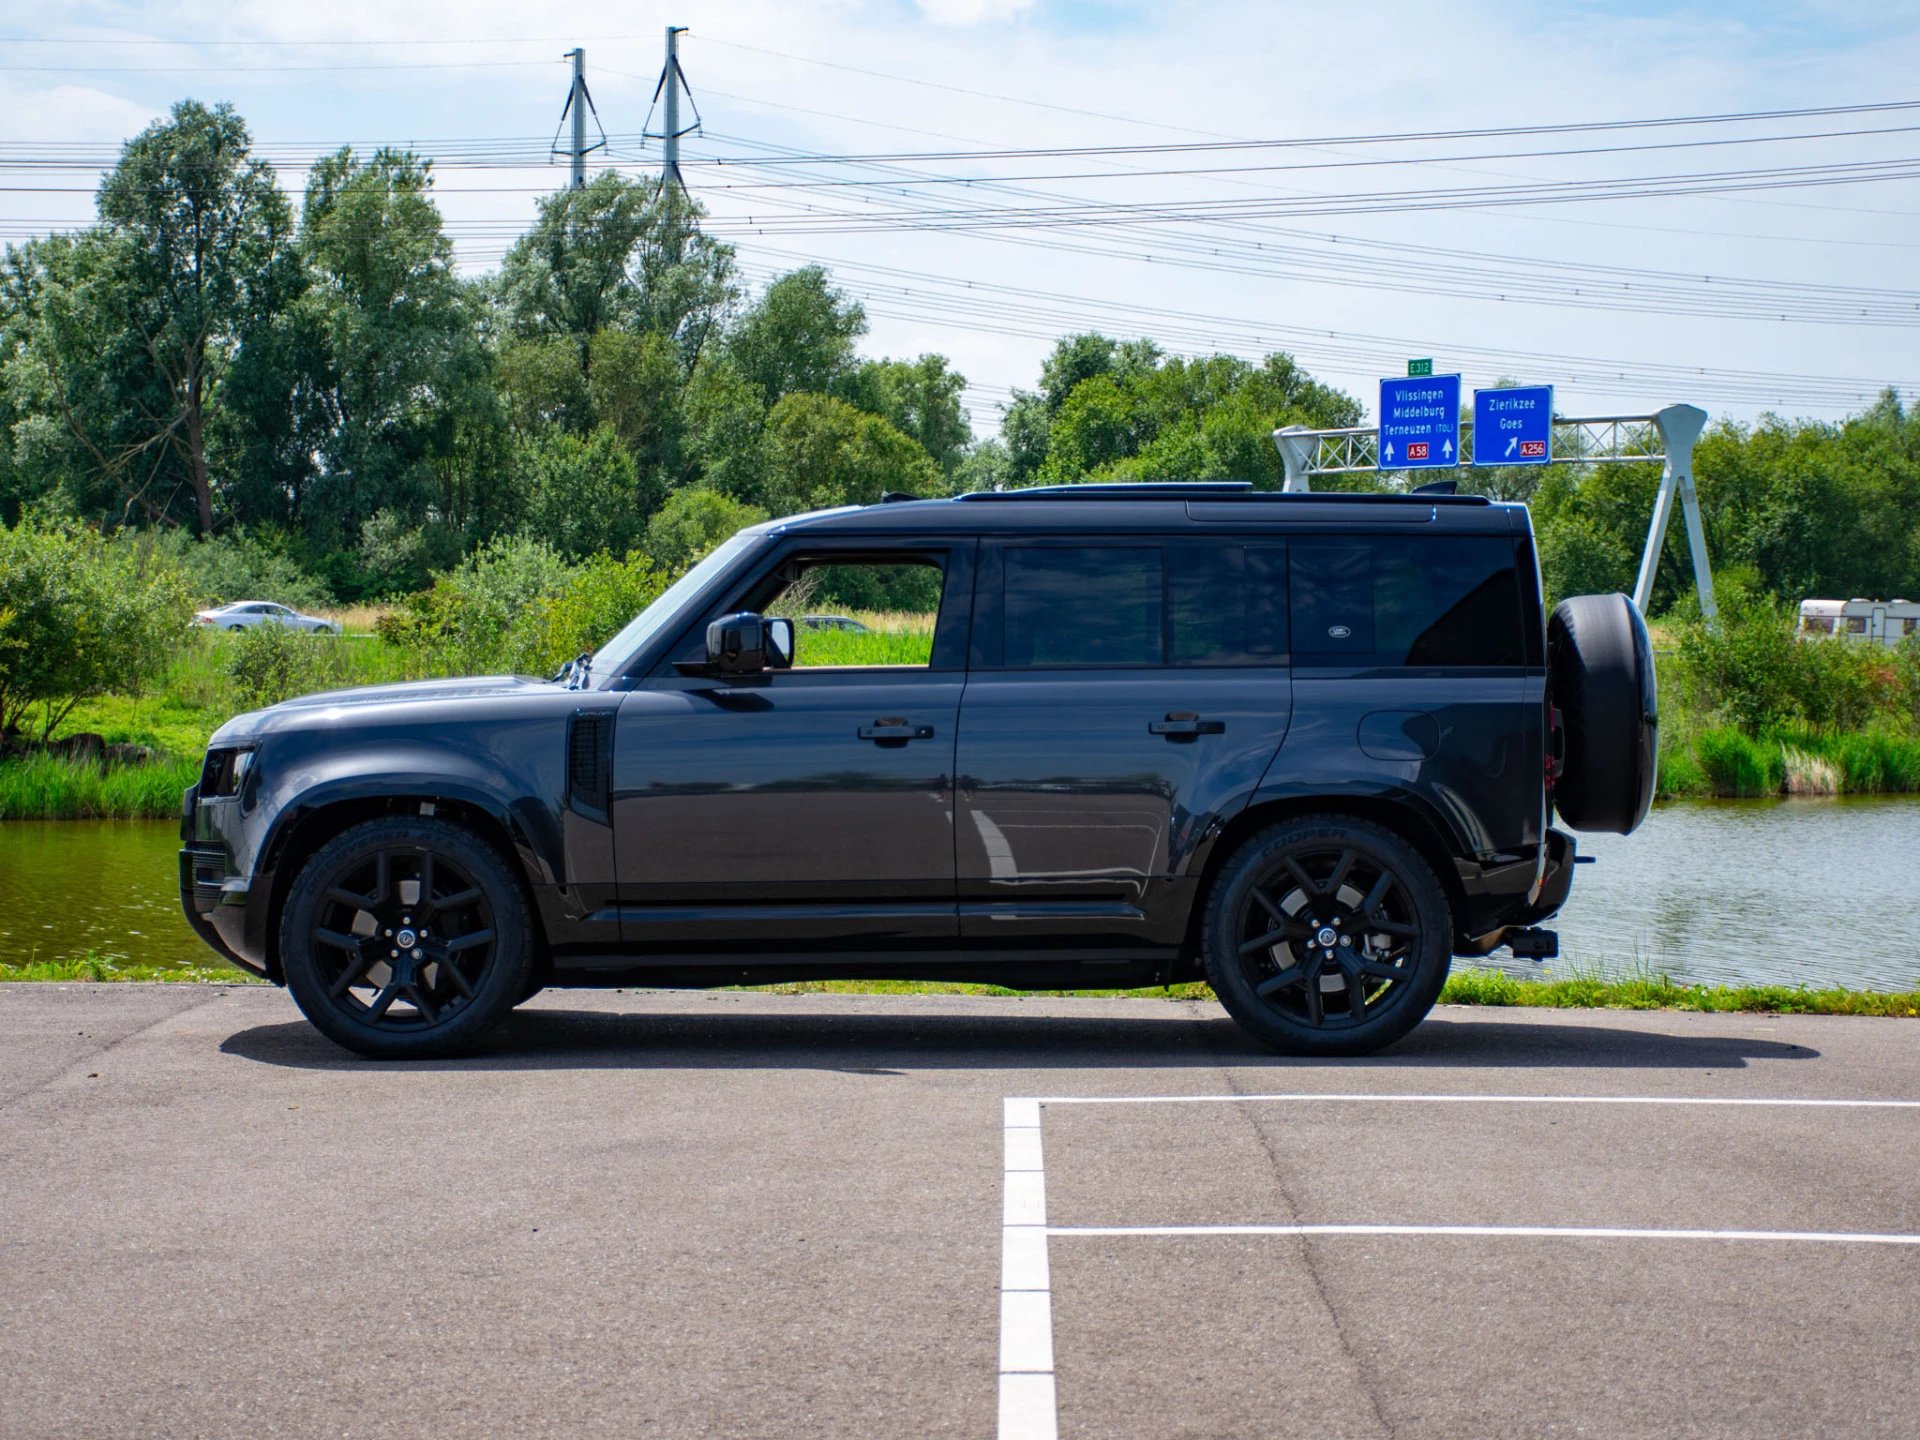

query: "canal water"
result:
(1, 799), (1917, 990)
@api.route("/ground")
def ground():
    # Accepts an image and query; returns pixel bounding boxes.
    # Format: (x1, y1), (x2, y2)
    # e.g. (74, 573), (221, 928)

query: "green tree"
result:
(497, 174), (735, 375)
(761, 391), (940, 515)
(836, 354), (971, 476)
(643, 487), (768, 569)
(724, 267), (866, 409)
(93, 101), (296, 533)
(519, 424), (656, 561)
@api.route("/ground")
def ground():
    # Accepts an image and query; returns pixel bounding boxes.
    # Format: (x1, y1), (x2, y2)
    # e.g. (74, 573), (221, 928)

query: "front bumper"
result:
(178, 783), (274, 980)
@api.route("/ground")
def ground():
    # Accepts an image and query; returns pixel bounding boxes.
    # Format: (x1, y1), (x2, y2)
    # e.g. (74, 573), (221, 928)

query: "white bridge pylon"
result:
(1273, 403), (1716, 621)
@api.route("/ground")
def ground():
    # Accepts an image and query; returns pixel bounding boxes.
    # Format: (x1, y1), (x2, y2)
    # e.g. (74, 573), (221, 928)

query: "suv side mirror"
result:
(706, 612), (794, 675)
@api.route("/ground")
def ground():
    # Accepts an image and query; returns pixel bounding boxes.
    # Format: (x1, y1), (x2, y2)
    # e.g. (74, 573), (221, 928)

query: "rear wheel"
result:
(1201, 817), (1451, 1056)
(280, 817), (532, 1059)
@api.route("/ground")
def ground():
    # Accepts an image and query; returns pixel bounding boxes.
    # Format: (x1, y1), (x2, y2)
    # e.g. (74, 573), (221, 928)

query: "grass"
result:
(746, 971), (1920, 1017)
(0, 752), (201, 820)
(1657, 724), (1920, 800)
(0, 952), (261, 984)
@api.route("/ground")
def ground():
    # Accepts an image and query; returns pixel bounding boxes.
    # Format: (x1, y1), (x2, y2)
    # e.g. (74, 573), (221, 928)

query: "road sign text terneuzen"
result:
(1472, 385), (1554, 466)
(1378, 373), (1461, 470)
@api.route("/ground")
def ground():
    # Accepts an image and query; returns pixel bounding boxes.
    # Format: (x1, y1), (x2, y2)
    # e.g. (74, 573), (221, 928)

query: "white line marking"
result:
(1004, 1170), (1048, 1227)
(1049, 1223), (1920, 1245)
(1031, 1092), (1920, 1109)
(997, 1373), (1058, 1440)
(999, 1290), (1056, 1371)
(1000, 1101), (1056, 1440)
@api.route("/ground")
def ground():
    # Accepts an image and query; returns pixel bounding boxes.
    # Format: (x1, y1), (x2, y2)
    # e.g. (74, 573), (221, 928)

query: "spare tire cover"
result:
(1548, 593), (1657, 835)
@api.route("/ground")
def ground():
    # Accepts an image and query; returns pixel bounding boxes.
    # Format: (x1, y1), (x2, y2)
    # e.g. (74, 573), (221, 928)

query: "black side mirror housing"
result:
(706, 613), (794, 675)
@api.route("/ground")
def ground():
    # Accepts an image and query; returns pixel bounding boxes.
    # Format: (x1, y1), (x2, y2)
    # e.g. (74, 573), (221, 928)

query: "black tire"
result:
(1201, 817), (1452, 1057)
(280, 817), (533, 1059)
(228, 624), (245, 631)
(1549, 593), (1657, 835)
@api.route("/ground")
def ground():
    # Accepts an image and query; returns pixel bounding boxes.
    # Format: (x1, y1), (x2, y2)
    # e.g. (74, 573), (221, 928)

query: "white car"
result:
(193, 601), (342, 635)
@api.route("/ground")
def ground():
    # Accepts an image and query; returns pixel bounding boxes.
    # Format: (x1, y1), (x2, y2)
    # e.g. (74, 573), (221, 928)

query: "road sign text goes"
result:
(1472, 385), (1554, 467)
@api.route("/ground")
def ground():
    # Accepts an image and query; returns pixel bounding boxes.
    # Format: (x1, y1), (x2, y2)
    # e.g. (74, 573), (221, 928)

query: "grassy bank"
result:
(745, 971), (1920, 1017)
(0, 752), (202, 820)
(1658, 724), (1920, 799)
(0, 953), (258, 983)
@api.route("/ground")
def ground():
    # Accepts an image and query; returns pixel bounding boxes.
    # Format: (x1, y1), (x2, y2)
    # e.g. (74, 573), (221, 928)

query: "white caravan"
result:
(1797, 598), (1920, 647)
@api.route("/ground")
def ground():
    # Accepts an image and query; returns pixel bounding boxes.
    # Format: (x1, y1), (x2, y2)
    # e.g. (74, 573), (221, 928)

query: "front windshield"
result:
(588, 531), (761, 683)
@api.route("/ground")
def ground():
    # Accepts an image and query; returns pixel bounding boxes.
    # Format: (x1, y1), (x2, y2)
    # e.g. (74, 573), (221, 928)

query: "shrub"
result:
(0, 518), (192, 741)
(125, 527), (333, 612)
(517, 552), (675, 677)
(381, 535), (577, 676)
(224, 623), (355, 710)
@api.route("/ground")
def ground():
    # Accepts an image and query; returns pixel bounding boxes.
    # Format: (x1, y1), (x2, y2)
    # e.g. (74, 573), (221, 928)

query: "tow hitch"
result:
(1504, 927), (1559, 960)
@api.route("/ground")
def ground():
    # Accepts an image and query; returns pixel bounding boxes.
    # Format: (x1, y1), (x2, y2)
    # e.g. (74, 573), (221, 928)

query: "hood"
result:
(209, 674), (565, 745)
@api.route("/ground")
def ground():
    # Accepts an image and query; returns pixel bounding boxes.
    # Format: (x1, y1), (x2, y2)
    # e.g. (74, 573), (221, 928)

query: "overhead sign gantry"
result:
(1273, 396), (1716, 622)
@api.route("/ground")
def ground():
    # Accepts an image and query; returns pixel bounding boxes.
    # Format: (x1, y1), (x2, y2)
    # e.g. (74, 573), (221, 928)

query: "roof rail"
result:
(954, 481), (1490, 506)
(957, 482), (1254, 502)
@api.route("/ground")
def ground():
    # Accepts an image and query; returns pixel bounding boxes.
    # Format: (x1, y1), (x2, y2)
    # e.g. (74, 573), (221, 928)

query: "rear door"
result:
(953, 538), (1292, 951)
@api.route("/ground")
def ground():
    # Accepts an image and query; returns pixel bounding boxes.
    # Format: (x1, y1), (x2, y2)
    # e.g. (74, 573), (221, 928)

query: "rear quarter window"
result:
(1291, 536), (1524, 666)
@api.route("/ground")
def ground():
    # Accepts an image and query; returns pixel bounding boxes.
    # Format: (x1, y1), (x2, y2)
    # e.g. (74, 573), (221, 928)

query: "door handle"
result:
(1149, 712), (1225, 738)
(859, 719), (935, 743)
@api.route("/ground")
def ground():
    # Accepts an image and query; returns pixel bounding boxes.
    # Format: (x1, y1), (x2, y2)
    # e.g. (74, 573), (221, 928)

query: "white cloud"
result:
(913, 0), (1039, 24)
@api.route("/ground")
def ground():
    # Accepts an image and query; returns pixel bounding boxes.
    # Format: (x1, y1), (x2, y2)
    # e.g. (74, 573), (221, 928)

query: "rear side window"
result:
(1004, 548), (1164, 666)
(1291, 537), (1523, 666)
(997, 543), (1290, 669)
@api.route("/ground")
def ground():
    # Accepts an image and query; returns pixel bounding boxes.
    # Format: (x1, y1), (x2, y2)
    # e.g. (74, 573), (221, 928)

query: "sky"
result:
(3, 0), (1919, 438)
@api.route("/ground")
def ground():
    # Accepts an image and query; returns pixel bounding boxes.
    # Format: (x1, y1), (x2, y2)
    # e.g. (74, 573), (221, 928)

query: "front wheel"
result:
(1201, 817), (1452, 1057)
(280, 817), (533, 1059)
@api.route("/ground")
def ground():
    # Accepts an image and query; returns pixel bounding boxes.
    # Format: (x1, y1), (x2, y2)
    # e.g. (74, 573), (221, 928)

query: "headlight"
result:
(200, 747), (256, 798)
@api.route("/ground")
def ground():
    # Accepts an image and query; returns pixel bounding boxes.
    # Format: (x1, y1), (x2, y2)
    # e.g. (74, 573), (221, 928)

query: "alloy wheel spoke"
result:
(324, 888), (373, 913)
(1356, 957), (1406, 982)
(1338, 961), (1370, 1021)
(429, 887), (482, 915)
(1282, 857), (1319, 900)
(364, 984), (400, 1023)
(437, 957), (476, 999)
(1254, 964), (1305, 997)
(1301, 966), (1325, 1026)
(1359, 870), (1394, 920)
(1325, 849), (1357, 896)
(1370, 917), (1419, 938)
(408, 984), (440, 1026)
(443, 928), (495, 955)
(1239, 919), (1310, 957)
(314, 928), (363, 954)
(328, 959), (369, 999)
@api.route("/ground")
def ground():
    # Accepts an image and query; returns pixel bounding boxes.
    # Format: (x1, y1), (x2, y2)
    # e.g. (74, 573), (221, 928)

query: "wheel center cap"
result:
(395, 928), (417, 949)
(1314, 926), (1338, 948)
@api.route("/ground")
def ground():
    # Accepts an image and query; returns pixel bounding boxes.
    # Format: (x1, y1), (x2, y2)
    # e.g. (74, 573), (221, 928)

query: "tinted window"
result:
(1169, 544), (1289, 666)
(1292, 537), (1523, 666)
(1004, 548), (1163, 667)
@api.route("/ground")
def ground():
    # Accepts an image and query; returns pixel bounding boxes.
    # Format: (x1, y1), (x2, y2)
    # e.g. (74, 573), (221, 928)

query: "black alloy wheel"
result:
(281, 817), (531, 1059)
(1202, 817), (1451, 1056)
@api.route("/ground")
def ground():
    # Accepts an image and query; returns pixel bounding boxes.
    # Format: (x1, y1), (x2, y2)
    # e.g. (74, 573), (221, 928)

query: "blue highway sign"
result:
(1378, 373), (1460, 470)
(1473, 385), (1554, 466)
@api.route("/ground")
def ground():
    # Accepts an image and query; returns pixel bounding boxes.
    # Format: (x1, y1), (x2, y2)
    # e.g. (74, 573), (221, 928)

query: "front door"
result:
(610, 542), (973, 950)
(955, 539), (1293, 950)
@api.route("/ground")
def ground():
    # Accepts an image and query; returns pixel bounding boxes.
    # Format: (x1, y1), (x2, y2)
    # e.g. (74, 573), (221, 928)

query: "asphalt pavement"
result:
(3, 984), (1917, 1439)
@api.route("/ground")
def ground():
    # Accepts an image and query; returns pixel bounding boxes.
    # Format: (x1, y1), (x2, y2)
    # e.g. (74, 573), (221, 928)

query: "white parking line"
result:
(1000, 1097), (1057, 1440)
(996, 1091), (1920, 1440)
(1050, 1223), (1920, 1245)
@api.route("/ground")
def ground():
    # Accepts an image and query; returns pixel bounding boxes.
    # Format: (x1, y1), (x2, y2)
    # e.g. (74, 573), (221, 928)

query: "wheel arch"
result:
(259, 789), (547, 981)
(1178, 790), (1470, 978)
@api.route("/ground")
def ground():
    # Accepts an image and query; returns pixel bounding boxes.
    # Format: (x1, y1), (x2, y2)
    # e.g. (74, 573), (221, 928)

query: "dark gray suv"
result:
(180, 482), (1655, 1059)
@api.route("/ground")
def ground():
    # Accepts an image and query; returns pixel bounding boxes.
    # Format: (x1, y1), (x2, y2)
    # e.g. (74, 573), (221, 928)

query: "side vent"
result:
(567, 710), (613, 824)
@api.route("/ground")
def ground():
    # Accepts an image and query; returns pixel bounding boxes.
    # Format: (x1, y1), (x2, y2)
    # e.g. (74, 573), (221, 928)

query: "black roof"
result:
(774, 482), (1521, 538)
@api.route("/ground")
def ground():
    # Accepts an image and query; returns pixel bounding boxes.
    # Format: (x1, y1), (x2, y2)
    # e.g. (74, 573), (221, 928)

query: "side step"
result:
(1504, 927), (1559, 960)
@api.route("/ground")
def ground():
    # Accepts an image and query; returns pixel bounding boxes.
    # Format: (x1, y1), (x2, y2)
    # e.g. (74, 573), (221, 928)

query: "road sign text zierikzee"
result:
(1378, 374), (1461, 470)
(1472, 385), (1554, 466)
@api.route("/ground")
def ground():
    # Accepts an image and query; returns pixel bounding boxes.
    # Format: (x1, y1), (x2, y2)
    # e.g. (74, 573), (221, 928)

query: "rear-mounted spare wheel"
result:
(1549, 592), (1657, 835)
